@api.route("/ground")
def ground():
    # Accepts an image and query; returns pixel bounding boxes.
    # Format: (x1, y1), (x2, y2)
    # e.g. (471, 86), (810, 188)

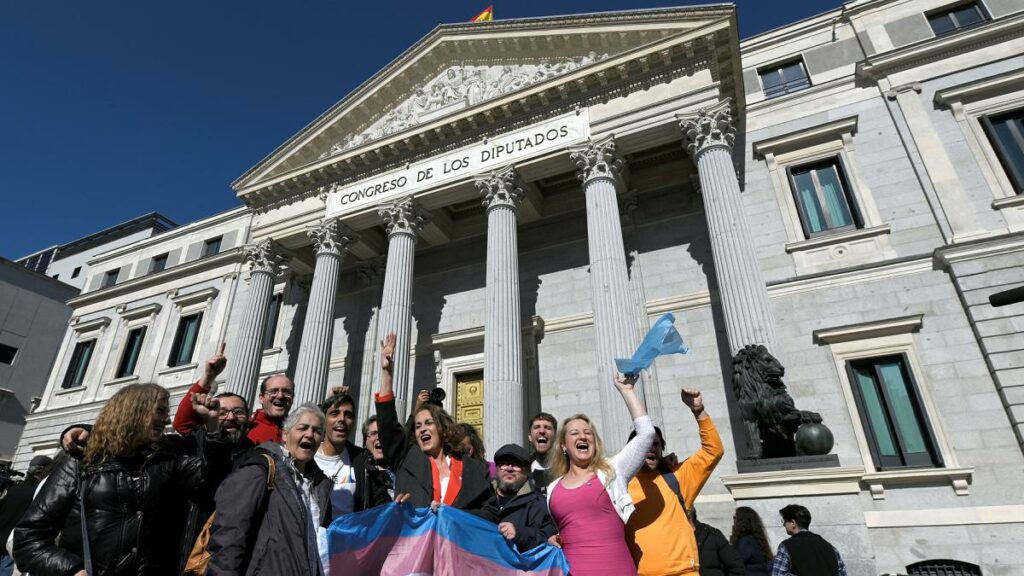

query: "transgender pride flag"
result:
(328, 502), (570, 576)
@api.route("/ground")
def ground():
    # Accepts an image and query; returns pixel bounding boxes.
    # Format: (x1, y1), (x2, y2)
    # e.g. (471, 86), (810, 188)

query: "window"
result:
(0, 343), (17, 365)
(982, 109), (1024, 193)
(847, 355), (942, 470)
(787, 158), (861, 237)
(115, 326), (147, 378)
(262, 293), (283, 350)
(150, 253), (169, 274)
(168, 312), (203, 367)
(758, 59), (811, 99)
(71, 266), (81, 279)
(202, 237), (222, 258)
(907, 559), (982, 576)
(101, 269), (119, 288)
(62, 340), (96, 389)
(927, 2), (988, 36)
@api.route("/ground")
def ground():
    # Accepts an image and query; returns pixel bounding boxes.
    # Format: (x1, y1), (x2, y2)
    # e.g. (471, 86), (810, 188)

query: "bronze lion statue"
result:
(732, 344), (822, 459)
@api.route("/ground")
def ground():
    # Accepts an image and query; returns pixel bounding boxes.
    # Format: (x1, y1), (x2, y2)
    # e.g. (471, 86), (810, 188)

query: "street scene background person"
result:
(731, 506), (773, 576)
(772, 504), (847, 576)
(691, 507), (745, 576)
(545, 373), (655, 576)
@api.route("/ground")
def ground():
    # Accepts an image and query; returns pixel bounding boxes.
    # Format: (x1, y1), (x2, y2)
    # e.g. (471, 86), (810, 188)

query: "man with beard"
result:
(353, 415), (395, 510)
(625, 388), (724, 576)
(315, 391), (366, 518)
(474, 444), (556, 553)
(527, 412), (556, 493)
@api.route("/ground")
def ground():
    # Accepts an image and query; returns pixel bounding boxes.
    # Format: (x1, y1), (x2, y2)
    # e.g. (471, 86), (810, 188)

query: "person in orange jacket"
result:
(625, 388), (725, 575)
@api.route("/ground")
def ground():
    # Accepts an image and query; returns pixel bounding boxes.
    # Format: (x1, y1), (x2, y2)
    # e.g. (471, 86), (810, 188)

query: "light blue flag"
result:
(615, 312), (689, 376)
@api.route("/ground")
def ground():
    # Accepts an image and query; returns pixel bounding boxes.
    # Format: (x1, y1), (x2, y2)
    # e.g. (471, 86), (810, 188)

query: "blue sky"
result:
(0, 1), (840, 260)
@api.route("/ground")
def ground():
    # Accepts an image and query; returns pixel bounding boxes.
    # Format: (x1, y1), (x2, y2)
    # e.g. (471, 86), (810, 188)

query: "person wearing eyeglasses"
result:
(352, 415), (395, 511)
(473, 444), (557, 553)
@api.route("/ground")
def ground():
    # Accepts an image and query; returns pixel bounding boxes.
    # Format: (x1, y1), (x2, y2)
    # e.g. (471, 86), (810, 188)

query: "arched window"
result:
(907, 559), (982, 576)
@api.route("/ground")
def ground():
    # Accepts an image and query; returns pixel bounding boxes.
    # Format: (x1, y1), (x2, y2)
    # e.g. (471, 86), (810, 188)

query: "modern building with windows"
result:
(11, 1), (1024, 573)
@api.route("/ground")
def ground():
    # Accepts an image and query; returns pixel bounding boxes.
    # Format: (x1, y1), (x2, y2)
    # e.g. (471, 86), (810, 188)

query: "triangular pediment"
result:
(234, 5), (736, 195)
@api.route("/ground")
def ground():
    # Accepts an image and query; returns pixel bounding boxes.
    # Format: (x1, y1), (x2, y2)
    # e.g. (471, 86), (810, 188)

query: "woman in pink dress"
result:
(545, 374), (656, 575)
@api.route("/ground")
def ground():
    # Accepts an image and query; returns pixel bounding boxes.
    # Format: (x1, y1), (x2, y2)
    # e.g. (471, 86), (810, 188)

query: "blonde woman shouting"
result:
(545, 374), (655, 576)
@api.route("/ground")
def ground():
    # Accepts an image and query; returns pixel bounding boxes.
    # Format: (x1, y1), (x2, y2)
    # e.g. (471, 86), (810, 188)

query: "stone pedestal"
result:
(293, 219), (354, 405)
(228, 239), (285, 406)
(478, 166), (526, 452)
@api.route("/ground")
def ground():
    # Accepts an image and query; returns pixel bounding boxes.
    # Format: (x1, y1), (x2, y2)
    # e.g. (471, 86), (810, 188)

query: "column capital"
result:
(378, 197), (429, 238)
(245, 239), (286, 276)
(570, 135), (627, 190)
(308, 218), (356, 257)
(679, 103), (735, 159)
(476, 165), (525, 212)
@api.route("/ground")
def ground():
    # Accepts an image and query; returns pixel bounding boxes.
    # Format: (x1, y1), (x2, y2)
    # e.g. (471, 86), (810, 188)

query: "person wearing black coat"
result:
(0, 456), (53, 574)
(14, 383), (229, 576)
(693, 510), (746, 576)
(374, 334), (491, 512)
(473, 444), (557, 553)
(206, 404), (333, 576)
(353, 416), (394, 511)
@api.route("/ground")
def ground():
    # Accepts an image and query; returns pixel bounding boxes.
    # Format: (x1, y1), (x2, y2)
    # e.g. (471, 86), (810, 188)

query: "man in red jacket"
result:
(172, 343), (294, 444)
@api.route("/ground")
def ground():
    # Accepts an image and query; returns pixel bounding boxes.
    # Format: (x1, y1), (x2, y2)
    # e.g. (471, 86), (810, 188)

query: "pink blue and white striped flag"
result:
(328, 502), (570, 576)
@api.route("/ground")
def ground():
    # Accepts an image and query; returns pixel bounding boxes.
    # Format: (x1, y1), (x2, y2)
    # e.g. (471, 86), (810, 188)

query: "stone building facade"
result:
(13, 1), (1024, 573)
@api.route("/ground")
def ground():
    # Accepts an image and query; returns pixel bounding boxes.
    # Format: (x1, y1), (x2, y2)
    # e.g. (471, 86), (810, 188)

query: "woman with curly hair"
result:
(14, 383), (228, 576)
(729, 506), (774, 576)
(375, 334), (491, 512)
(544, 373), (655, 576)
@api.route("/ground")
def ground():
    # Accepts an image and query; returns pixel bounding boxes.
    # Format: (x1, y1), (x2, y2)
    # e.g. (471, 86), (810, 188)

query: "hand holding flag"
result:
(614, 312), (689, 376)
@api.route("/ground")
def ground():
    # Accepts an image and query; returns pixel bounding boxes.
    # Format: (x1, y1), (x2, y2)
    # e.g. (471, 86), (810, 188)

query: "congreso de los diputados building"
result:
(12, 1), (1024, 573)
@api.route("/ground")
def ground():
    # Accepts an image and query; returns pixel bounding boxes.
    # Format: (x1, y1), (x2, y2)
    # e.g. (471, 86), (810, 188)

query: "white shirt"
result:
(315, 447), (356, 517)
(297, 473), (328, 576)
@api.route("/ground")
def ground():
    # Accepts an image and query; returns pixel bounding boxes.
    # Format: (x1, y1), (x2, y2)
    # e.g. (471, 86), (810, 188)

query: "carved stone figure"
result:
(732, 344), (827, 459)
(319, 53), (611, 159)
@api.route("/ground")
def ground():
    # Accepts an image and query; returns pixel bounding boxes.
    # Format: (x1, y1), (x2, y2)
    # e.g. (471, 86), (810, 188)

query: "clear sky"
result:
(0, 0), (841, 260)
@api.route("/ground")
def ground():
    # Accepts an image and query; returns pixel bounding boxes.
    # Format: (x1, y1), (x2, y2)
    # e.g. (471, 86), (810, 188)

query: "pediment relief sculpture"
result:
(319, 52), (609, 160)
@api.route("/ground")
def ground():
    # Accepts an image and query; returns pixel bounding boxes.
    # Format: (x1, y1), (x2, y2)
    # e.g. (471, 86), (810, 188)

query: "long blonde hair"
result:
(84, 383), (169, 465)
(547, 414), (615, 481)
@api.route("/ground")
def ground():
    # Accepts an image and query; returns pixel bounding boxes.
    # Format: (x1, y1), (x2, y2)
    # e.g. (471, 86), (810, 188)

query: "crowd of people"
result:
(0, 333), (849, 576)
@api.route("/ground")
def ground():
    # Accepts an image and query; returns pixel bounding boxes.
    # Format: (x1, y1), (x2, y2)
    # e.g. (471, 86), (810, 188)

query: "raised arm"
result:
(173, 343), (227, 434)
(374, 333), (409, 471)
(611, 373), (655, 482)
(675, 388), (724, 509)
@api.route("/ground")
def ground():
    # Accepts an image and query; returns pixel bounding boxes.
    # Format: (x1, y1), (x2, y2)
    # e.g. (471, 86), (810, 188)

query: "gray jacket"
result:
(206, 443), (332, 576)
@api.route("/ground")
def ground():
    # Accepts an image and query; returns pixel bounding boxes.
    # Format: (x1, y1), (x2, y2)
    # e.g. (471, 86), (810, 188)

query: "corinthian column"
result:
(375, 197), (427, 414)
(229, 239), (285, 406)
(477, 166), (526, 451)
(294, 219), (355, 404)
(680, 104), (778, 352)
(570, 136), (648, 450)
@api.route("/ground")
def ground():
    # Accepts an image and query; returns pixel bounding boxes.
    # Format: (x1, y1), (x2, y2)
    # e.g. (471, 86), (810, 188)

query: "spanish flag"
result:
(470, 5), (493, 22)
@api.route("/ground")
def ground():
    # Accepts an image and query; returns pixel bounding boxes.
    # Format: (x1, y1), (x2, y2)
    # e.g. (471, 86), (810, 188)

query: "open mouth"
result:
(270, 399), (288, 409)
(298, 439), (316, 450)
(419, 431), (433, 446)
(575, 441), (590, 456)
(332, 425), (348, 437)
(644, 451), (658, 465)
(535, 436), (549, 448)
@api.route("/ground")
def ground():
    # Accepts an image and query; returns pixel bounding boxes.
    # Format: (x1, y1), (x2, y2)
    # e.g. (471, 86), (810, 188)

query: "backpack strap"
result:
(76, 462), (94, 576)
(661, 470), (687, 515)
(261, 453), (276, 491)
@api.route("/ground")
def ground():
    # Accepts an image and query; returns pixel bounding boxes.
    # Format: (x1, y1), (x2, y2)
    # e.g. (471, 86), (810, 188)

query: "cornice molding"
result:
(169, 287), (220, 308)
(70, 316), (111, 333)
(812, 314), (924, 345)
(857, 13), (1024, 80)
(934, 233), (1024, 267)
(934, 68), (1024, 107)
(116, 303), (162, 321)
(752, 116), (858, 157)
(68, 247), (245, 308)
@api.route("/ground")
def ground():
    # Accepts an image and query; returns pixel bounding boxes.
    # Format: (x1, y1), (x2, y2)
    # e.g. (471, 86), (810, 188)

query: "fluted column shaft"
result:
(228, 239), (284, 406)
(294, 219), (353, 404)
(571, 137), (648, 449)
(682, 105), (778, 352)
(375, 198), (427, 415)
(479, 167), (525, 452)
